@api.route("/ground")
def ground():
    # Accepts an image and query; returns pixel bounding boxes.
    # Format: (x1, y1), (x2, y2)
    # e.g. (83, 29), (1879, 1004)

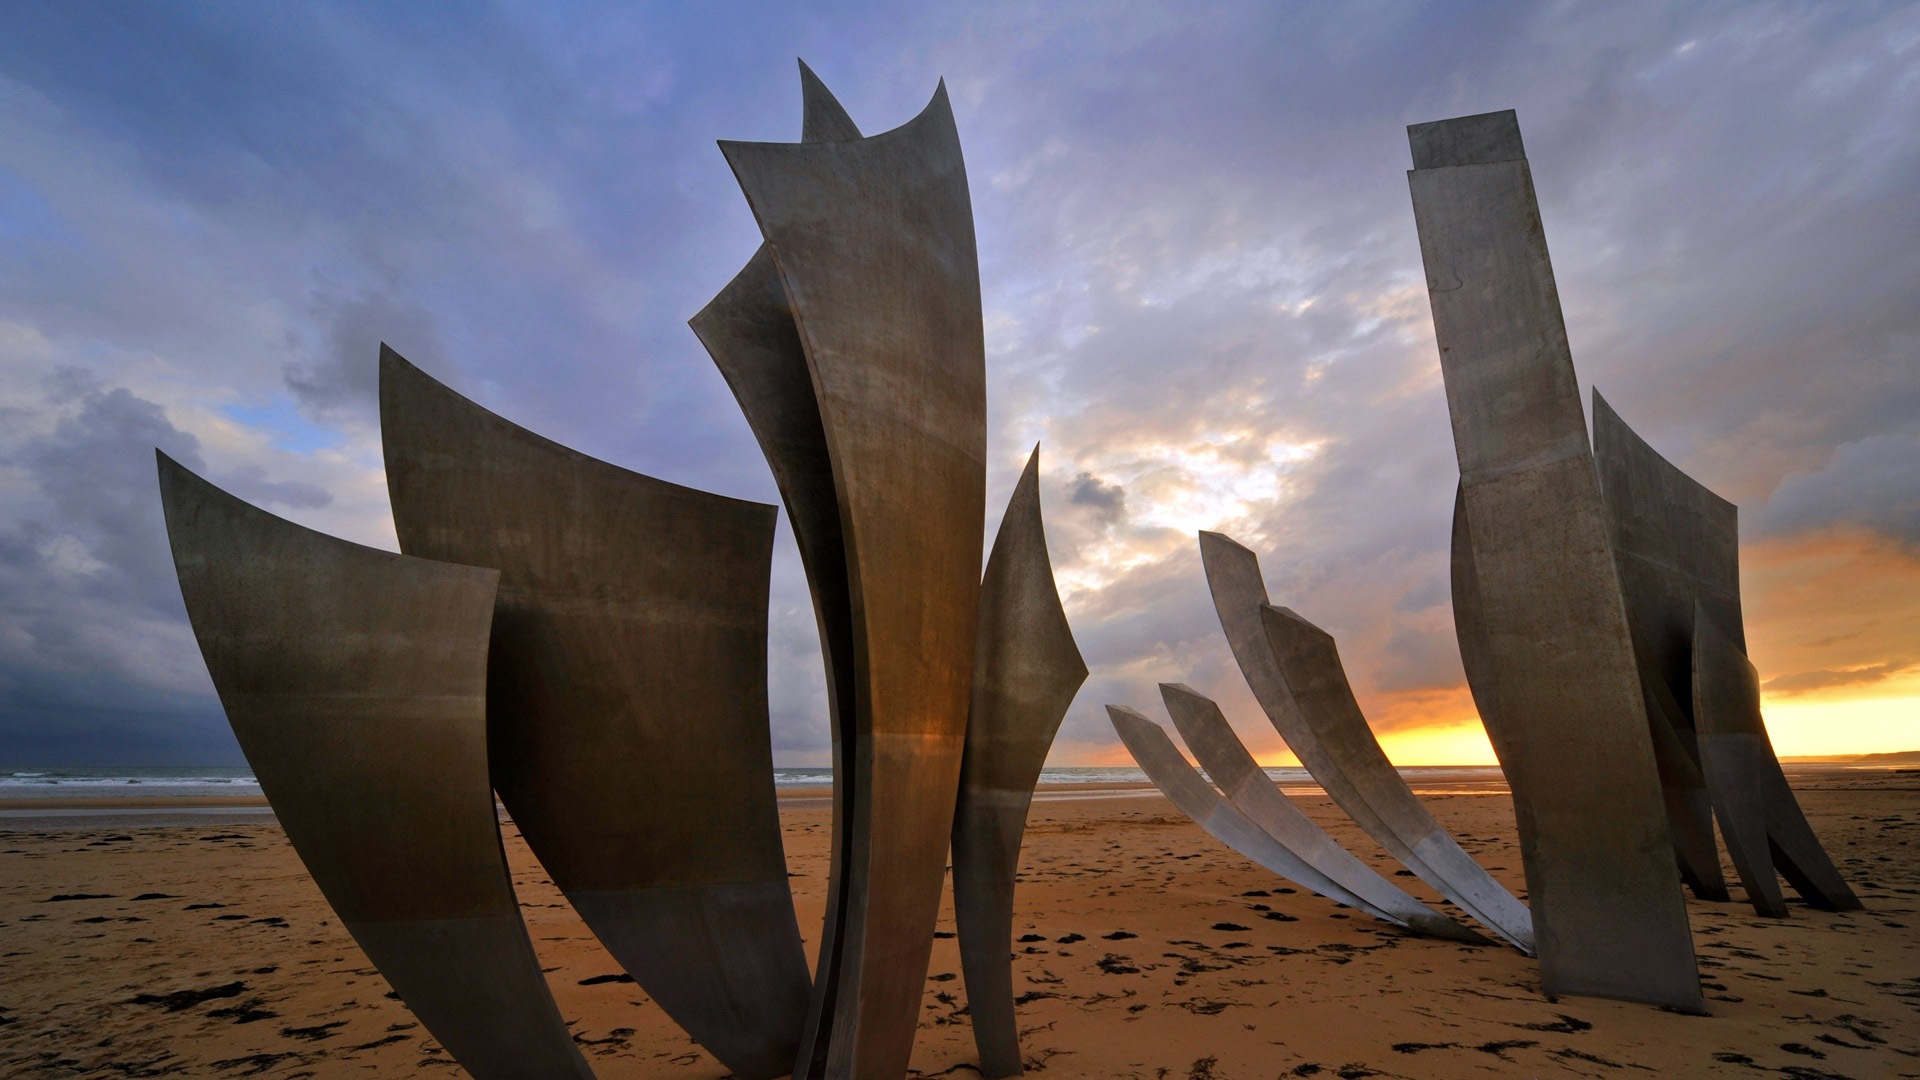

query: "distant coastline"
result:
(5, 756), (1906, 816)
(1778, 750), (1920, 764)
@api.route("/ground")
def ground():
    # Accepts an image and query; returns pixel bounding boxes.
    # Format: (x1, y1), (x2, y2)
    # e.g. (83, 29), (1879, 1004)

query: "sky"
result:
(1, 1), (1915, 768)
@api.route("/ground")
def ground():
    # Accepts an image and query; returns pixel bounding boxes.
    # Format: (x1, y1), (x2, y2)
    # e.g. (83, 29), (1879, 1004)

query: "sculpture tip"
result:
(798, 59), (860, 143)
(1196, 529), (1253, 557)
(1262, 603), (1332, 643)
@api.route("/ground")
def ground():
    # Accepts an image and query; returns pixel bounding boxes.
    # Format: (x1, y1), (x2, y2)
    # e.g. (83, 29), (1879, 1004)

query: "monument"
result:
(148, 66), (1880, 1077)
(703, 65), (988, 1080)
(1409, 109), (1701, 1010)
(951, 448), (1088, 1078)
(1594, 391), (1860, 915)
(1156, 683), (1487, 944)
(157, 453), (596, 1080)
(1200, 533), (1533, 952)
(381, 349), (811, 1079)
(1108, 703), (1407, 919)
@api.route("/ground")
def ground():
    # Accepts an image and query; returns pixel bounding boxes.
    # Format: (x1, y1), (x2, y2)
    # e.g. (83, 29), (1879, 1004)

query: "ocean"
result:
(3, 763), (1520, 798)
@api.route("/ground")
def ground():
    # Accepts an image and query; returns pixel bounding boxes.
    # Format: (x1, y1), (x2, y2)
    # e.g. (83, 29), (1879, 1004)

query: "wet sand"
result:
(2, 769), (1916, 1078)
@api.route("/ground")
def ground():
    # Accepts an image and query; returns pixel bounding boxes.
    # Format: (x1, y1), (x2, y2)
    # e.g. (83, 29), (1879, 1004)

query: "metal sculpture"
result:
(1592, 391), (1858, 913)
(1158, 683), (1487, 944)
(951, 447), (1087, 1078)
(690, 63), (860, 817)
(156, 452), (594, 1080)
(1691, 610), (1788, 916)
(1592, 391), (1734, 900)
(1108, 704), (1394, 912)
(1259, 604), (1534, 949)
(715, 68), (988, 1080)
(380, 350), (809, 1080)
(689, 74), (862, 1077)
(1408, 108), (1701, 1010)
(1695, 606), (1863, 913)
(1198, 532), (1533, 953)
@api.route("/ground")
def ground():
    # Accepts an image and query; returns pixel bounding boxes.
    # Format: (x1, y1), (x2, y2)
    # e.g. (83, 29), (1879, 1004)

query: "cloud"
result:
(1, 3), (1917, 764)
(1066, 471), (1126, 519)
(285, 290), (447, 421)
(1756, 432), (1920, 547)
(1764, 659), (1920, 696)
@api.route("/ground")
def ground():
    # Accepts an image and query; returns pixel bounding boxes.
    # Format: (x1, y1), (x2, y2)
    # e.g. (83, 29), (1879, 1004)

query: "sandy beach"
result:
(3, 769), (1915, 1079)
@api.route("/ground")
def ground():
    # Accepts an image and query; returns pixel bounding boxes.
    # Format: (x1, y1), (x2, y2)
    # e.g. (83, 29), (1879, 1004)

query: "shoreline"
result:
(0, 780), (1165, 814)
(3, 775), (1913, 1078)
(8, 761), (1901, 818)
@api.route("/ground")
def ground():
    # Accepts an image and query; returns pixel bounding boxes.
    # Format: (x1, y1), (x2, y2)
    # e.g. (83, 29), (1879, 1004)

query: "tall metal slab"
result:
(156, 453), (594, 1080)
(952, 448), (1088, 1078)
(1595, 395), (1856, 911)
(380, 351), (810, 1080)
(1694, 607), (1862, 912)
(1108, 705), (1392, 911)
(1592, 392), (1733, 900)
(1409, 109), (1701, 1010)
(691, 73), (864, 1069)
(1158, 683), (1487, 945)
(1198, 532), (1532, 953)
(719, 75), (987, 1080)
(1690, 610), (1788, 917)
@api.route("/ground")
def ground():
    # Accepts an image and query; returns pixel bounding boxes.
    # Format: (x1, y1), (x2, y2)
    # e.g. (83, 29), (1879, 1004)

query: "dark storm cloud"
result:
(0, 2), (1915, 763)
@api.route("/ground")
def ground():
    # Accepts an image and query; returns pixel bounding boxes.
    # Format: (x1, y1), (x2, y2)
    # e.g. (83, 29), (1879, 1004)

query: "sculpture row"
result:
(160, 66), (1085, 1080)
(1112, 109), (1858, 1017)
(158, 72), (1865, 1077)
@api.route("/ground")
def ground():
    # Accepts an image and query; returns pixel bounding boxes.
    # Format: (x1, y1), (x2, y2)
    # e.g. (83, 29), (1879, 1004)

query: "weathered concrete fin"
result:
(1199, 531), (1530, 952)
(379, 350), (809, 1080)
(1158, 683), (1488, 945)
(1258, 604), (1534, 953)
(156, 452), (594, 1080)
(1411, 109), (1701, 1010)
(720, 74), (987, 1080)
(953, 446), (1088, 1078)
(1694, 605), (1862, 913)
(1107, 704), (1388, 912)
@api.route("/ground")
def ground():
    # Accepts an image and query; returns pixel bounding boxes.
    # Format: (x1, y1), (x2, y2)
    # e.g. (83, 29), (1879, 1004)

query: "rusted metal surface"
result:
(157, 452), (594, 1080)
